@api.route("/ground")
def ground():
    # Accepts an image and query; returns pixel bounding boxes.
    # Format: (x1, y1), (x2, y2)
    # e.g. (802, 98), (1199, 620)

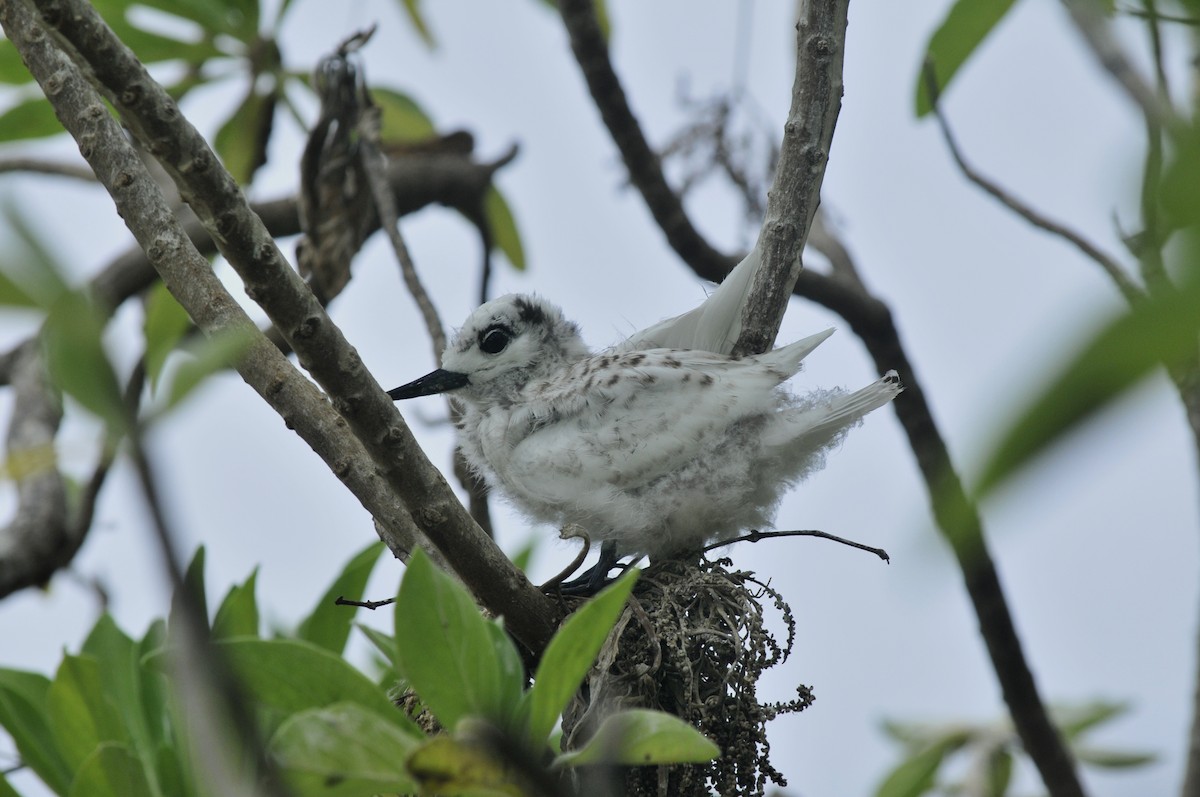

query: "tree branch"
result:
(558, 3), (1086, 795)
(9, 0), (560, 652)
(732, 0), (848, 357)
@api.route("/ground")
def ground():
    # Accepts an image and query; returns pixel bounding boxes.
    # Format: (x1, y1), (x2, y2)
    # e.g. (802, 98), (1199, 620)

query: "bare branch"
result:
(0, 156), (95, 181)
(923, 63), (1145, 305)
(9, 0), (560, 652)
(558, 3), (1086, 795)
(731, 0), (848, 357)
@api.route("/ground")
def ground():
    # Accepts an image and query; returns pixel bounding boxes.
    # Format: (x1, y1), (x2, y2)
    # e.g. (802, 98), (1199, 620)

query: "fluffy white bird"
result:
(389, 247), (902, 586)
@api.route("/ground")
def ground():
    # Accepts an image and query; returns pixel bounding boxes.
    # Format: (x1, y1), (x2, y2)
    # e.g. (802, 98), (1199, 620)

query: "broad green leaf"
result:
(552, 708), (718, 768)
(1160, 126), (1200, 233)
(405, 734), (518, 797)
(1053, 699), (1129, 740)
(393, 550), (522, 732)
(0, 265), (42, 309)
(42, 290), (128, 437)
(982, 746), (1012, 797)
(0, 669), (72, 794)
(396, 0), (436, 47)
(271, 702), (421, 797)
(975, 272), (1200, 496)
(914, 0), (1021, 116)
(485, 187), (526, 272)
(0, 770), (21, 797)
(143, 281), (192, 390)
(524, 569), (636, 746)
(0, 95), (65, 142)
(212, 568), (261, 639)
(2, 202), (71, 308)
(119, 0), (250, 42)
(0, 41), (34, 85)
(873, 733), (970, 797)
(373, 87), (435, 144)
(214, 86), (277, 185)
(80, 617), (153, 757)
(68, 742), (154, 797)
(47, 655), (128, 770)
(216, 639), (413, 733)
(135, 620), (171, 753)
(160, 326), (255, 413)
(296, 542), (385, 655)
(355, 623), (400, 674)
(170, 546), (209, 635)
(1073, 747), (1156, 768)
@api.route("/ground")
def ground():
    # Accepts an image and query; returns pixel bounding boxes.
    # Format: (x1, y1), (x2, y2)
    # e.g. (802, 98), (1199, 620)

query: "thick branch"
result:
(9, 0), (560, 651)
(558, 3), (1085, 795)
(733, 0), (848, 357)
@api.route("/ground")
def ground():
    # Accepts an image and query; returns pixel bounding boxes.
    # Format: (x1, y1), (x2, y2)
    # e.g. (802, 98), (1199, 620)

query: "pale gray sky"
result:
(1, 2), (1196, 796)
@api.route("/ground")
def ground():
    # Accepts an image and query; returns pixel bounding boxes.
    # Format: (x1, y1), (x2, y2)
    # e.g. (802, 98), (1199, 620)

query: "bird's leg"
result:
(549, 540), (621, 597)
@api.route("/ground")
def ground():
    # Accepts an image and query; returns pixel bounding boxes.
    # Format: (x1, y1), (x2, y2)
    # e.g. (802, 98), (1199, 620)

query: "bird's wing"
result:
(498, 350), (785, 500)
(619, 244), (762, 355)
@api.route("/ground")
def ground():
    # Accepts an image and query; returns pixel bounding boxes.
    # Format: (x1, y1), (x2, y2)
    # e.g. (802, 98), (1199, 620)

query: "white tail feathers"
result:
(758, 328), (836, 375)
(768, 370), (903, 449)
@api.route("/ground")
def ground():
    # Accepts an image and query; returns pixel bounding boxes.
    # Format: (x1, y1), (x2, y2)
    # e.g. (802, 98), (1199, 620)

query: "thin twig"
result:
(335, 594), (396, 610)
(704, 528), (889, 563)
(923, 61), (1144, 305)
(0, 157), (96, 181)
(1064, 0), (1178, 126)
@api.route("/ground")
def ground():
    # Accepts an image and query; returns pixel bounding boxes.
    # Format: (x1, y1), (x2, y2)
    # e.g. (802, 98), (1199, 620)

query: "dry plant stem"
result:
(923, 65), (1144, 305)
(559, 3), (1086, 796)
(704, 529), (889, 563)
(27, 0), (559, 651)
(731, 0), (848, 358)
(0, 156), (95, 180)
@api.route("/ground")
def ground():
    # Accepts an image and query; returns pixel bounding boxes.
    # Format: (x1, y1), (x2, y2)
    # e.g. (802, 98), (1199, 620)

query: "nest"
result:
(562, 556), (815, 797)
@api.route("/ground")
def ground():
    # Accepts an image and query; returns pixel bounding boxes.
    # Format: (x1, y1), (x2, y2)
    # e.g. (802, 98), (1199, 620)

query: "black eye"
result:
(479, 326), (511, 354)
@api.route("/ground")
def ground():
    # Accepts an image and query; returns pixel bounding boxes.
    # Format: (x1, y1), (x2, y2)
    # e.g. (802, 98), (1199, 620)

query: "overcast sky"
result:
(1, 1), (1197, 796)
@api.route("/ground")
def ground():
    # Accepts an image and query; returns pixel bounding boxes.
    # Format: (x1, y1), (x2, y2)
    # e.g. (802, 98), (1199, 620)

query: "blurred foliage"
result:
(875, 702), (1155, 797)
(0, 546), (715, 796)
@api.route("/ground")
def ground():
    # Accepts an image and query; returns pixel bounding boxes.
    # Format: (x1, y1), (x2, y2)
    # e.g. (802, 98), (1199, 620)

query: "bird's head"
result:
(388, 294), (588, 405)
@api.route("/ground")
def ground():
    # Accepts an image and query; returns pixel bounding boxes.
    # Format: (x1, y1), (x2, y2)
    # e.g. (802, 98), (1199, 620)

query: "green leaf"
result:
(1073, 747), (1156, 768)
(914, 0), (1021, 116)
(393, 550), (523, 732)
(982, 746), (1012, 797)
(296, 542), (386, 655)
(117, 0), (253, 42)
(68, 743), (154, 797)
(143, 281), (192, 391)
(0, 770), (22, 797)
(508, 535), (538, 574)
(214, 86), (277, 185)
(170, 546), (209, 635)
(0, 669), (73, 794)
(405, 734), (518, 796)
(485, 187), (526, 272)
(525, 569), (636, 746)
(975, 271), (1200, 496)
(355, 623), (400, 675)
(372, 87), (435, 144)
(216, 639), (413, 732)
(0, 95), (66, 142)
(47, 655), (128, 770)
(42, 290), (128, 437)
(552, 708), (718, 768)
(0, 41), (34, 85)
(396, 0), (436, 47)
(874, 733), (970, 797)
(212, 568), (261, 639)
(0, 204), (71, 310)
(271, 702), (421, 797)
(1053, 700), (1130, 741)
(160, 326), (255, 413)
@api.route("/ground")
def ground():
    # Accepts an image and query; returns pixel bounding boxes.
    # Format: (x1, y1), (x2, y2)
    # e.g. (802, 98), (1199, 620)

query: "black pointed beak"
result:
(387, 369), (470, 400)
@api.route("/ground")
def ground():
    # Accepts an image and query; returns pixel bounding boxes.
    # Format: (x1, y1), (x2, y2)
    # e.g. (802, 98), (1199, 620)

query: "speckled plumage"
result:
(390, 247), (903, 558)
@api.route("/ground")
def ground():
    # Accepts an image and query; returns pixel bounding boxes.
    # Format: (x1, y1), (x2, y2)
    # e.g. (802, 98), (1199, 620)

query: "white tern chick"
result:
(388, 250), (903, 578)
